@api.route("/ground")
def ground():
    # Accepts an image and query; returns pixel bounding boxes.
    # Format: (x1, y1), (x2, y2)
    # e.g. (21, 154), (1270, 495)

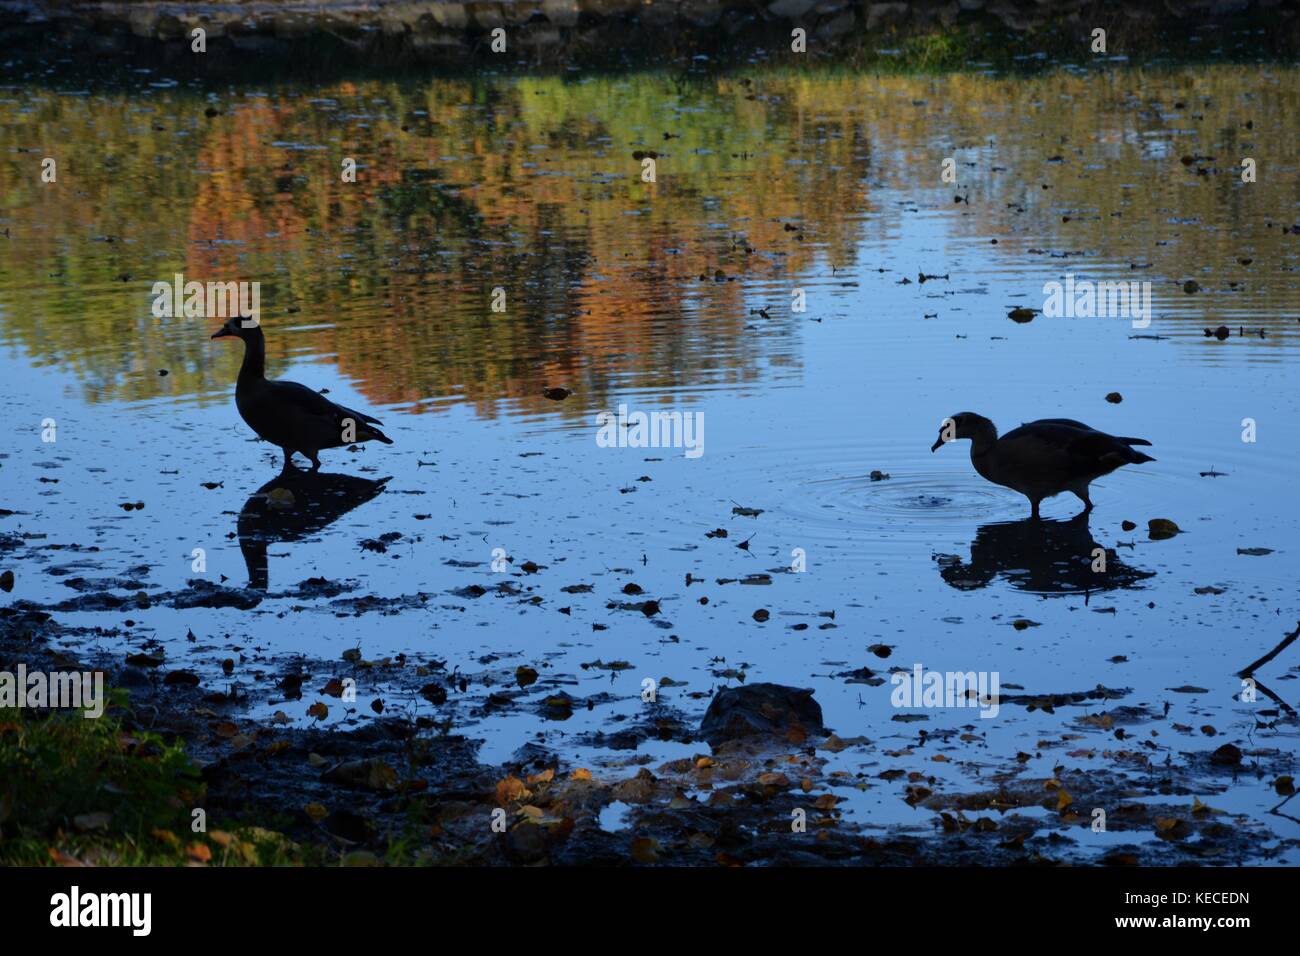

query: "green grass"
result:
(0, 691), (302, 866)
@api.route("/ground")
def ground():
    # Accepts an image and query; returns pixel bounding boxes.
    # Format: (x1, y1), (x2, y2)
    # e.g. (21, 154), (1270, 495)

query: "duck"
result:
(211, 317), (392, 472)
(930, 413), (1153, 518)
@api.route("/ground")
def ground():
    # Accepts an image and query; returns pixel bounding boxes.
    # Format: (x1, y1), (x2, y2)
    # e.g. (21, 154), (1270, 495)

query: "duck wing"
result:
(1000, 421), (1154, 480)
(255, 380), (392, 448)
(1027, 419), (1151, 447)
(271, 380), (384, 426)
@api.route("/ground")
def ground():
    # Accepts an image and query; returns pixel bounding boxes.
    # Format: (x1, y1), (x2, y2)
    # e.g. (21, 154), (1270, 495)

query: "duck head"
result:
(931, 412), (995, 452)
(210, 316), (262, 341)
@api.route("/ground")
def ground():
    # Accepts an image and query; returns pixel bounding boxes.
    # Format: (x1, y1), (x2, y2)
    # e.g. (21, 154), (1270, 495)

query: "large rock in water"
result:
(699, 683), (825, 745)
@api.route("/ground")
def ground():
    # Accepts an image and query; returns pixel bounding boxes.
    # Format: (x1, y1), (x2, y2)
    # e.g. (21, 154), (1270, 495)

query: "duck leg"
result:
(1073, 487), (1094, 514)
(279, 448), (296, 473)
(306, 451), (322, 473)
(1029, 497), (1042, 520)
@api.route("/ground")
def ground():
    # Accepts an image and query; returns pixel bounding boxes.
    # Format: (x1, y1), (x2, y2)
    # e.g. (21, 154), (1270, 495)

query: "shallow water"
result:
(2, 64), (1298, 861)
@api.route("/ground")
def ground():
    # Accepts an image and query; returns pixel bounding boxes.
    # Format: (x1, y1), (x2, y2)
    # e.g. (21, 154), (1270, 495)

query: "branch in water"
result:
(1238, 621), (1300, 678)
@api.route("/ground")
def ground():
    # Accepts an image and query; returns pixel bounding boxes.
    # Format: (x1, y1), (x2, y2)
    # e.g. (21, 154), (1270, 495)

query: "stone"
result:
(543, 0), (582, 27)
(866, 2), (909, 30)
(502, 1), (544, 26)
(680, 0), (724, 27)
(584, 0), (642, 14)
(768, 0), (821, 18)
(815, 11), (855, 38)
(700, 683), (825, 745)
(128, 9), (158, 39)
(468, 2), (506, 29)
(639, 0), (681, 28)
(519, 26), (564, 46)
(430, 3), (470, 29)
(722, 9), (757, 34)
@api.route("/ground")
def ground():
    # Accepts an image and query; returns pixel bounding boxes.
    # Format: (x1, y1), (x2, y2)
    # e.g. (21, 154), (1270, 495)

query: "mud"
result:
(5, 605), (1295, 865)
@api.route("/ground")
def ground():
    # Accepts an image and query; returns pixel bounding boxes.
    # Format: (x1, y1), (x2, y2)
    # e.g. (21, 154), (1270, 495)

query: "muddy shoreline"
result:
(4, 596), (1295, 865)
(3, 0), (1299, 74)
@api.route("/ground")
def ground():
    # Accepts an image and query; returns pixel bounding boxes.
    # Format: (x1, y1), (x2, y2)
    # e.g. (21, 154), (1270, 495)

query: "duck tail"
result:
(1119, 436), (1152, 446)
(1129, 450), (1155, 464)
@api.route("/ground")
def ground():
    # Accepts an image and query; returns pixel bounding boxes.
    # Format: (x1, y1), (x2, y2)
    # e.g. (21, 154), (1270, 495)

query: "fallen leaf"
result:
(496, 776), (529, 806)
(186, 842), (212, 863)
(631, 837), (661, 863)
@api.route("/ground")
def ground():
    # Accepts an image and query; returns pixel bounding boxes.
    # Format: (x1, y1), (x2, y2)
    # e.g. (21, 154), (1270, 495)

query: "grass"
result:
(0, 690), (305, 866)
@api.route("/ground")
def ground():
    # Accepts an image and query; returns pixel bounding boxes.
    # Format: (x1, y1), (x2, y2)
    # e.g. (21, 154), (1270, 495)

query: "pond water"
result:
(1, 64), (1297, 861)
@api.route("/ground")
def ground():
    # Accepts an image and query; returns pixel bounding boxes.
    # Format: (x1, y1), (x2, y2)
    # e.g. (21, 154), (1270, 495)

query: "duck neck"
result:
(968, 421), (998, 458)
(237, 327), (266, 383)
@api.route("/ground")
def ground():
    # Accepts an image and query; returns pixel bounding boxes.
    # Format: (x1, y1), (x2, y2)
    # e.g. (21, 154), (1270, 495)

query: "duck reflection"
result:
(237, 471), (390, 590)
(937, 513), (1153, 594)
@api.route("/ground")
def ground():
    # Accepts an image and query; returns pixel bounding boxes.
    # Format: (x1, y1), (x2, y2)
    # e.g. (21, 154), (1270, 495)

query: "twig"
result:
(1238, 621), (1300, 677)
(1249, 678), (1297, 717)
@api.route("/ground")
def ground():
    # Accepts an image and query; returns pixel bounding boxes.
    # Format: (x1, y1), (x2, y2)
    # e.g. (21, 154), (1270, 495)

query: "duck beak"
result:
(211, 327), (233, 340)
(931, 435), (945, 452)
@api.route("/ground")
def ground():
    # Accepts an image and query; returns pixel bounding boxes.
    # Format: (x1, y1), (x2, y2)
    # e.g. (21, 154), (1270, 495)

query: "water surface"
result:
(2, 64), (1297, 861)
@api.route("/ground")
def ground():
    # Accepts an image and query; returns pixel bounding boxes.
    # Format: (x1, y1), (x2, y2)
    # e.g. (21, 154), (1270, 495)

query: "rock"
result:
(700, 682), (825, 744)
(866, 2), (908, 30)
(722, 9), (756, 34)
(639, 0), (680, 27)
(429, 3), (469, 29)
(468, 2), (506, 29)
(322, 758), (398, 791)
(518, 26), (563, 47)
(680, 0), (724, 27)
(584, 0), (641, 14)
(1210, 743), (1242, 766)
(1147, 518), (1181, 540)
(815, 11), (856, 39)
(115, 666), (152, 688)
(543, 0), (581, 27)
(768, 0), (821, 18)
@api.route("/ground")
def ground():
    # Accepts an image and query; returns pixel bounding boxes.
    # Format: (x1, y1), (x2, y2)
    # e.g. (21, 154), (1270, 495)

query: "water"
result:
(1, 64), (1297, 861)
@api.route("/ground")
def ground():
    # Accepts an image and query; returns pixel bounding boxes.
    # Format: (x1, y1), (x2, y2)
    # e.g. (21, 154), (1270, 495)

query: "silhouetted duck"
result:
(931, 413), (1153, 518)
(211, 318), (392, 472)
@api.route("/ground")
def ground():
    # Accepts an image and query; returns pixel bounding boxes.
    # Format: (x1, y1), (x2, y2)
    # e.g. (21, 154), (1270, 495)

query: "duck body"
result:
(212, 318), (392, 472)
(933, 413), (1153, 518)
